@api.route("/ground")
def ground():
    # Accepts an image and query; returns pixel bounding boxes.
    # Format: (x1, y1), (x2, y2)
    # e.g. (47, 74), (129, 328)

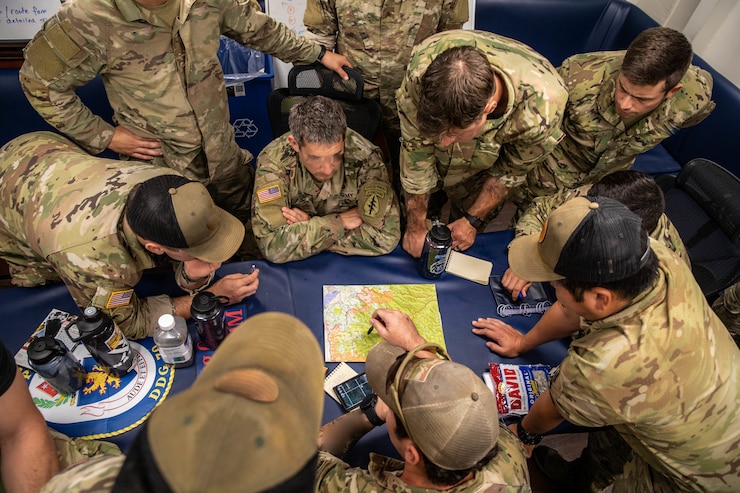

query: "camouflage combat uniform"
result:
(0, 132), (182, 340)
(524, 51), (715, 199)
(549, 241), (740, 492)
(40, 454), (124, 493)
(19, 0), (324, 222)
(252, 129), (400, 263)
(713, 281), (740, 346)
(397, 30), (567, 224)
(515, 186), (690, 265)
(315, 424), (531, 492)
(303, 0), (468, 133)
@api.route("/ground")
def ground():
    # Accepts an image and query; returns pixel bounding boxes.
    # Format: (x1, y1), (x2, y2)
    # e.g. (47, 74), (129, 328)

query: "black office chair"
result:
(655, 158), (740, 299)
(266, 63), (382, 141)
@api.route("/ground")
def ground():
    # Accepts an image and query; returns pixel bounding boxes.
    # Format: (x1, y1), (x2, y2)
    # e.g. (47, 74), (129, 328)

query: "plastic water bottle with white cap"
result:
(154, 314), (194, 368)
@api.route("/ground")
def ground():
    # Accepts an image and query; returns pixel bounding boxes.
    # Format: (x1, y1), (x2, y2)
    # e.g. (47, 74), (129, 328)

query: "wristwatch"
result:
(463, 213), (483, 229)
(317, 45), (327, 62)
(359, 393), (384, 427)
(516, 419), (543, 445)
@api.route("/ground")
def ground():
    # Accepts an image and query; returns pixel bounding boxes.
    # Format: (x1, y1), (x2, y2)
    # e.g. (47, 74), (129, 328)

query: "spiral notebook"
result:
(324, 362), (358, 404)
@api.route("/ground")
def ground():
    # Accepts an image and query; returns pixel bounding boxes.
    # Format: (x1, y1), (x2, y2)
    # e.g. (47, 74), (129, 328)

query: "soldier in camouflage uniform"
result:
(41, 312), (326, 493)
(487, 197), (740, 492)
(495, 171), (690, 301)
(303, 0), (468, 180)
(397, 30), (567, 258)
(252, 96), (400, 263)
(521, 27), (715, 201)
(19, 0), (350, 224)
(0, 132), (259, 339)
(316, 308), (531, 492)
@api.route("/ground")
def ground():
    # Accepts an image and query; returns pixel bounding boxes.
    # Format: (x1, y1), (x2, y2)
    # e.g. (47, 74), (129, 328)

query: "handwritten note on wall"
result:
(1, 0), (61, 40)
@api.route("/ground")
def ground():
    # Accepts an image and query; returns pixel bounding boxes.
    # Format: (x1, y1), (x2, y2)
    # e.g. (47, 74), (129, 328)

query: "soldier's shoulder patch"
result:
(358, 179), (391, 228)
(106, 289), (134, 308)
(256, 183), (283, 204)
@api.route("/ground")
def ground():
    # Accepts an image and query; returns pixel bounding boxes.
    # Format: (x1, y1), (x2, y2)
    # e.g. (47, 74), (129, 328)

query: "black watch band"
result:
(516, 419), (543, 445)
(464, 213), (483, 229)
(359, 393), (384, 427)
(317, 45), (327, 62)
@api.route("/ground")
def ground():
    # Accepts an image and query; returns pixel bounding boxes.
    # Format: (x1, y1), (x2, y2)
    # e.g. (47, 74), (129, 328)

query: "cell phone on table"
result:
(333, 373), (372, 412)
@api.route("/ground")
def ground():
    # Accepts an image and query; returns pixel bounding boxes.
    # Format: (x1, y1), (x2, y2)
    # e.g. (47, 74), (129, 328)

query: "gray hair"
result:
(288, 95), (347, 146)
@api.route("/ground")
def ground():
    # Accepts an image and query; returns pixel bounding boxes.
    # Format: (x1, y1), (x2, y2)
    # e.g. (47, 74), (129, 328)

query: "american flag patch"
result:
(106, 289), (134, 308)
(256, 184), (282, 203)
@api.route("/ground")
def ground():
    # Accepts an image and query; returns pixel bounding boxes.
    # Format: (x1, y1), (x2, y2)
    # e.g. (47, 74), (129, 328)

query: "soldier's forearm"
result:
(317, 409), (375, 458)
(468, 175), (509, 219)
(404, 191), (430, 232)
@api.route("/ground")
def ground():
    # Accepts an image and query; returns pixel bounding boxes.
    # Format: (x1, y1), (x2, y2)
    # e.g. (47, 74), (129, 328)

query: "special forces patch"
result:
(358, 180), (391, 228)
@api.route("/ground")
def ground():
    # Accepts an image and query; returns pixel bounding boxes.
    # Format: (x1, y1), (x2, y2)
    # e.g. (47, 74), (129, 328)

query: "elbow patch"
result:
(25, 19), (83, 80)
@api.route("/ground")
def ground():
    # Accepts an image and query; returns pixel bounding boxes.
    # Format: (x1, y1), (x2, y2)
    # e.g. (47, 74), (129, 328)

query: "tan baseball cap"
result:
(146, 312), (324, 492)
(366, 342), (499, 471)
(127, 177), (245, 264)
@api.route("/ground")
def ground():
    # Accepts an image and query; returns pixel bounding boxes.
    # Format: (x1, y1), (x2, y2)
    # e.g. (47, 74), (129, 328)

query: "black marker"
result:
(367, 315), (384, 334)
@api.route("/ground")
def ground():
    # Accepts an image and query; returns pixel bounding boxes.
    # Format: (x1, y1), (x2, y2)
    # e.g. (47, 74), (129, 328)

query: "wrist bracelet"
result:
(317, 45), (327, 62)
(516, 419), (543, 445)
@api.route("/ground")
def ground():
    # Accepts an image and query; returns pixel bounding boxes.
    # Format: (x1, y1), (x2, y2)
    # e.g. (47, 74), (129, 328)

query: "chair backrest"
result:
(266, 64), (382, 142)
(657, 158), (740, 298)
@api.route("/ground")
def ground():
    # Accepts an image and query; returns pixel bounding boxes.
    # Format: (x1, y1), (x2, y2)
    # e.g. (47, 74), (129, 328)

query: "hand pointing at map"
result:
(370, 309), (427, 351)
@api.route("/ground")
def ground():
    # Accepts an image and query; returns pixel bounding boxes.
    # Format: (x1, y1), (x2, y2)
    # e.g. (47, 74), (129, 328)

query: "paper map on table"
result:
(323, 284), (446, 362)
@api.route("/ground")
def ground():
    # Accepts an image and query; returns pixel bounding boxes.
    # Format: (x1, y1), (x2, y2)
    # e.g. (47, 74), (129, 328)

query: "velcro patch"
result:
(256, 184), (283, 203)
(358, 180), (390, 228)
(106, 289), (134, 308)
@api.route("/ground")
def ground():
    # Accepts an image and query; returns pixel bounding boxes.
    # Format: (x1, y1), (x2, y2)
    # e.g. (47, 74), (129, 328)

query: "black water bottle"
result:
(28, 336), (87, 394)
(418, 220), (452, 280)
(190, 292), (229, 349)
(72, 307), (135, 377)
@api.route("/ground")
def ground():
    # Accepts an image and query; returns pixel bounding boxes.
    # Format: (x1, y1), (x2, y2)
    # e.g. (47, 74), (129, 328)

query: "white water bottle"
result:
(155, 314), (194, 368)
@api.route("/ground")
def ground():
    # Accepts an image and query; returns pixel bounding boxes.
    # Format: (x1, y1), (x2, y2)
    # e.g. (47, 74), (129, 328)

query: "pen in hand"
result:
(367, 314), (384, 335)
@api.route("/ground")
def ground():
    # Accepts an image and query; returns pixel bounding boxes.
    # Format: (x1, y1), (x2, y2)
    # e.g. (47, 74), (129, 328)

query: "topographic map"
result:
(323, 284), (446, 362)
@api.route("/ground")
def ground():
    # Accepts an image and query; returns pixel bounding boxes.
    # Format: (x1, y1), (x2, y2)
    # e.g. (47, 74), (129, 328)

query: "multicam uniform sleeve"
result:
(397, 73), (440, 195)
(220, 0), (321, 64)
(494, 91), (566, 190)
(47, 242), (174, 340)
(329, 140), (400, 256)
(302, 0), (338, 50)
(439, 0), (470, 30)
(514, 187), (586, 237)
(252, 147), (348, 263)
(20, 15), (115, 155)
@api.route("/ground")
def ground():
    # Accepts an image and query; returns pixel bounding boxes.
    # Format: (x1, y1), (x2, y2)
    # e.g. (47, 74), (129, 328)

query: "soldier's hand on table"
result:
(109, 126), (163, 160)
(471, 318), (524, 357)
(320, 52), (352, 80)
(370, 309), (426, 351)
(448, 217), (476, 251)
(339, 208), (363, 230)
(281, 207), (310, 224)
(401, 228), (426, 258)
(502, 267), (531, 300)
(208, 269), (259, 304)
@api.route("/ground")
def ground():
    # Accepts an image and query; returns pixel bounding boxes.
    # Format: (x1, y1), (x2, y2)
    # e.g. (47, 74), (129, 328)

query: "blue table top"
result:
(0, 230), (569, 463)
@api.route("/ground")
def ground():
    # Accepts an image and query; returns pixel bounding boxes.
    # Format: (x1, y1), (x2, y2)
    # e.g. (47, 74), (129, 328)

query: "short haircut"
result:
(124, 174), (192, 247)
(588, 170), (665, 233)
(561, 235), (659, 303)
(417, 46), (495, 137)
(288, 95), (347, 146)
(393, 412), (498, 487)
(622, 27), (692, 90)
